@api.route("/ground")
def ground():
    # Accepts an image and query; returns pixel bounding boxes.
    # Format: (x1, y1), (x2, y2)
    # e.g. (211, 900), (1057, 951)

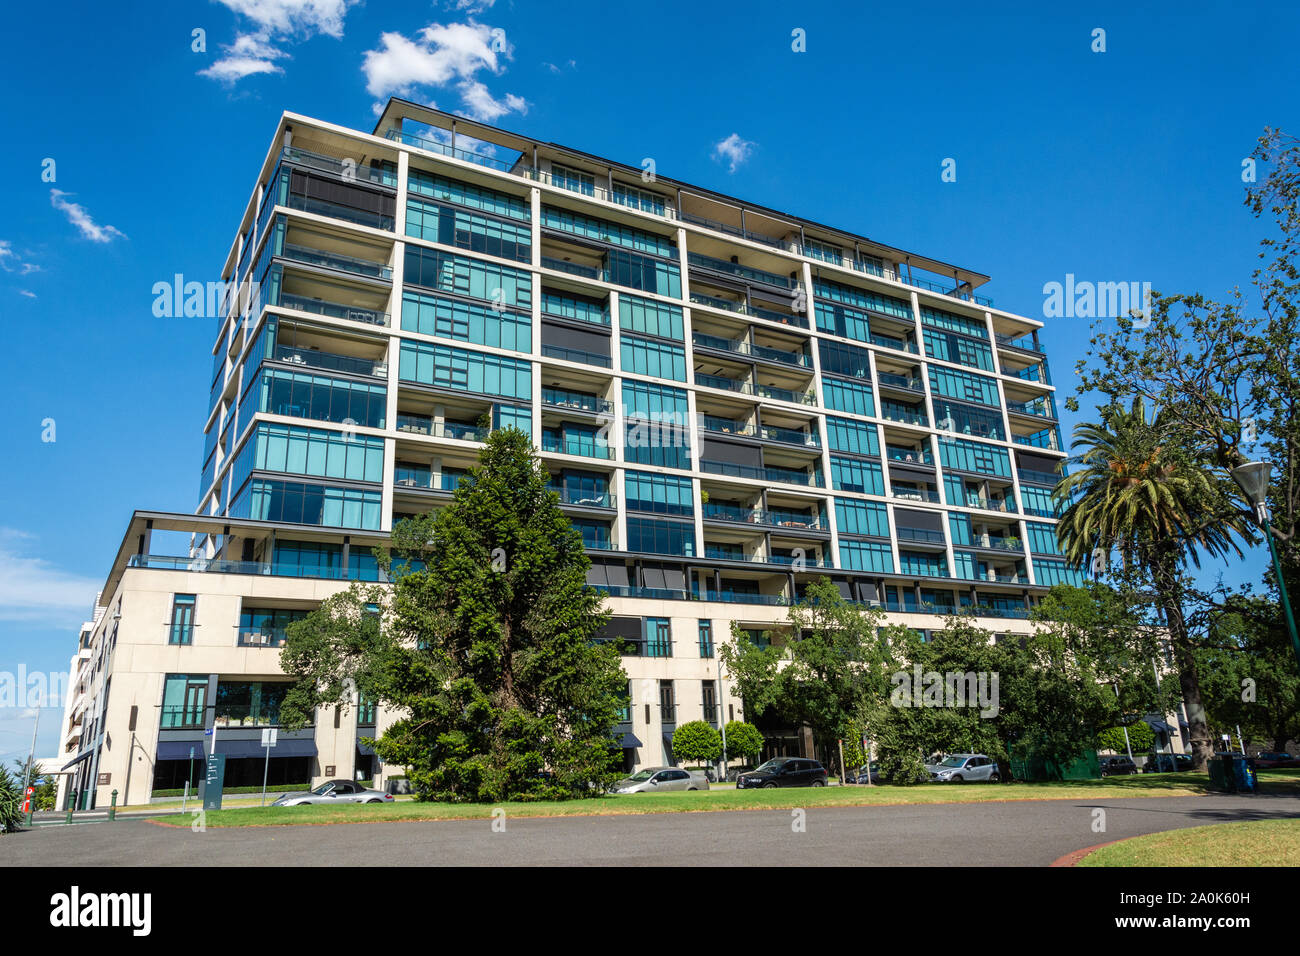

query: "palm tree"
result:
(1054, 396), (1250, 769)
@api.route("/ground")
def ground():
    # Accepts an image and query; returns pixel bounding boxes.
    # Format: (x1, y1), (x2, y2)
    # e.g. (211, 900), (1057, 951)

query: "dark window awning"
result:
(1143, 717), (1176, 734)
(61, 750), (94, 771)
(216, 737), (318, 758)
(157, 741), (207, 761)
(357, 740), (375, 757)
(618, 732), (643, 749)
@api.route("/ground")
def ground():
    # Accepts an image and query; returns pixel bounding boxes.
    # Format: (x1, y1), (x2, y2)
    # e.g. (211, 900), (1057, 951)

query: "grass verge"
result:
(1078, 819), (1300, 866)
(163, 770), (1300, 829)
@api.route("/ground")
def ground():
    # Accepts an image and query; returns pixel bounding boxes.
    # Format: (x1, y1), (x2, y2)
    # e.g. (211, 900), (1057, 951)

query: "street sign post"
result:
(260, 728), (278, 807)
(202, 753), (226, 811)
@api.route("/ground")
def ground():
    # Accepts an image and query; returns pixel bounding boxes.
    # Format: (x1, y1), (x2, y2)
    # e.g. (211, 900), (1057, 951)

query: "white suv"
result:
(930, 754), (1000, 783)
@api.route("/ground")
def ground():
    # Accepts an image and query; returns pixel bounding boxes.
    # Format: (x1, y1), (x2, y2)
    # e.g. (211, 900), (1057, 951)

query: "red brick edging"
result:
(1050, 838), (1125, 867)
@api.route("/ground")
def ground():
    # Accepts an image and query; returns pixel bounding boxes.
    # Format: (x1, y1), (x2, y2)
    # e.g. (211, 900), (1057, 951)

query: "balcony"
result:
(541, 292), (610, 327)
(540, 255), (599, 279)
(281, 146), (396, 188)
(880, 405), (929, 427)
(759, 424), (820, 447)
(699, 460), (822, 486)
(286, 193), (394, 232)
(996, 333), (1045, 354)
(128, 553), (389, 582)
(964, 495), (1019, 514)
(394, 415), (486, 441)
(542, 387), (612, 415)
(541, 344), (612, 368)
(698, 414), (755, 437)
(281, 243), (392, 280)
(885, 445), (934, 464)
(876, 371), (925, 392)
(702, 502), (762, 524)
(756, 383), (816, 406)
(891, 487), (943, 504)
(1006, 398), (1056, 420)
(237, 630), (287, 648)
(1018, 467), (1062, 487)
(274, 292), (390, 328)
(687, 251), (793, 290)
(678, 210), (785, 249)
(896, 527), (946, 545)
(549, 486), (616, 508)
(695, 372), (753, 395)
(395, 464), (466, 492)
(869, 332), (919, 354)
(688, 292), (809, 330)
(973, 536), (1024, 553)
(273, 345), (386, 377)
(541, 432), (613, 459)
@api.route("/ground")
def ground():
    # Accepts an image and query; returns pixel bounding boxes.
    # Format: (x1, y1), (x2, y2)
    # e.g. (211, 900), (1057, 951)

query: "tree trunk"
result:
(1159, 592), (1213, 769)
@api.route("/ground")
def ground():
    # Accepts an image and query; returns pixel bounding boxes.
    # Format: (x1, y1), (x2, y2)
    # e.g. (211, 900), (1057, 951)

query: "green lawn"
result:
(1079, 819), (1300, 866)
(160, 769), (1300, 829)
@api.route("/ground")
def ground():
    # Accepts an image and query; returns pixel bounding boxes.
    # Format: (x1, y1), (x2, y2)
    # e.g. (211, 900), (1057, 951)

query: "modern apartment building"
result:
(59, 98), (1084, 809)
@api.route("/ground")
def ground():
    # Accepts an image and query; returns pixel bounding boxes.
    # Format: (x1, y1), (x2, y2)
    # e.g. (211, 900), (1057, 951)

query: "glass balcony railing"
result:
(129, 553), (383, 581)
(275, 292), (390, 327)
(750, 342), (809, 366)
(694, 372), (753, 395)
(687, 251), (793, 289)
(1018, 468), (1062, 487)
(965, 496), (1019, 514)
(699, 460), (822, 486)
(438, 421), (488, 441)
(766, 510), (822, 530)
(688, 292), (809, 329)
(876, 371), (924, 391)
(881, 406), (929, 427)
(996, 333), (1045, 353)
(540, 256), (600, 279)
(974, 537), (1024, 553)
(896, 527), (946, 545)
(395, 413), (431, 435)
(1007, 399), (1056, 419)
(542, 388), (612, 414)
(891, 488), (943, 503)
(759, 424), (820, 447)
(281, 243), (392, 280)
(286, 193), (394, 232)
(160, 705), (205, 730)
(1013, 431), (1063, 451)
(869, 333), (919, 354)
(541, 433), (613, 459)
(886, 445), (933, 464)
(541, 297), (610, 326)
(541, 344), (612, 368)
(701, 502), (760, 523)
(273, 346), (386, 377)
(281, 146), (396, 187)
(756, 384), (817, 406)
(549, 487), (616, 508)
(698, 414), (755, 436)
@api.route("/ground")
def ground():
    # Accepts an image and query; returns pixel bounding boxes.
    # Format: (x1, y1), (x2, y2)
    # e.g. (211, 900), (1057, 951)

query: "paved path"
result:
(5, 793), (1299, 866)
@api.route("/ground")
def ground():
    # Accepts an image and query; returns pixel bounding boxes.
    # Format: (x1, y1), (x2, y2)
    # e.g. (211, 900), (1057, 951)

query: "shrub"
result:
(0, 765), (22, 834)
(1098, 722), (1154, 754)
(722, 721), (765, 762)
(672, 721), (722, 763)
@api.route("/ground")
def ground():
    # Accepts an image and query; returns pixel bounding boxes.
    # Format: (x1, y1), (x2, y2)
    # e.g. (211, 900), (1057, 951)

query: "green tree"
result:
(719, 578), (891, 761)
(1195, 593), (1300, 752)
(0, 763), (21, 834)
(280, 427), (628, 802)
(1054, 397), (1250, 767)
(1098, 722), (1155, 754)
(11, 758), (56, 811)
(722, 720), (764, 764)
(671, 720), (722, 765)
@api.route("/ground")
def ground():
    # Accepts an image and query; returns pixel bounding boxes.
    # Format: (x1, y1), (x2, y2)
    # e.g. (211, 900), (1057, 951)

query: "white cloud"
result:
(0, 241), (39, 275)
(49, 190), (126, 243)
(0, 530), (100, 627)
(361, 22), (526, 121)
(713, 133), (755, 174)
(199, 33), (288, 84)
(200, 0), (356, 85)
(19, 290), (36, 299)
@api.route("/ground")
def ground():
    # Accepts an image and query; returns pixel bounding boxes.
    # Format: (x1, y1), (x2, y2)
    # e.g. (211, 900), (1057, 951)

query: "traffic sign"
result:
(261, 728), (278, 748)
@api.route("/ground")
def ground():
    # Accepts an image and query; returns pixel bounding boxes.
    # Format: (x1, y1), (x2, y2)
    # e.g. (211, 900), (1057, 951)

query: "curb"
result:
(1049, 838), (1124, 867)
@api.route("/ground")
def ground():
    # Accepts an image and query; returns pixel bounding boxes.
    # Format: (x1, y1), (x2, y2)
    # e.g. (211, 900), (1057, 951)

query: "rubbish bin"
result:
(1210, 753), (1258, 793)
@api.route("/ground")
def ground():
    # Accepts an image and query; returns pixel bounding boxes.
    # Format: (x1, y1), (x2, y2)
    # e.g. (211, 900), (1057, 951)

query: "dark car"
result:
(1143, 753), (1194, 773)
(735, 757), (828, 789)
(1252, 752), (1298, 769)
(846, 762), (882, 785)
(1100, 755), (1139, 777)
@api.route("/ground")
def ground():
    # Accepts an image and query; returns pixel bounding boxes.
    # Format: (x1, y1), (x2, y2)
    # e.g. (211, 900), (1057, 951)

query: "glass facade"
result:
(398, 341), (532, 399)
(401, 289), (531, 351)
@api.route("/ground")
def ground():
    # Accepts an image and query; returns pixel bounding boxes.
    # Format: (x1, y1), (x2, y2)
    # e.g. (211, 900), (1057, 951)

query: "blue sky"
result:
(1, 0), (1296, 762)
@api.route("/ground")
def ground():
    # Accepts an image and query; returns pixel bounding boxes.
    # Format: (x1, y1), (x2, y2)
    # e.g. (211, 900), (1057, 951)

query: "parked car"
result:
(1100, 755), (1139, 776)
(270, 779), (395, 806)
(1143, 753), (1194, 773)
(1252, 752), (1298, 769)
(724, 765), (755, 783)
(610, 767), (709, 793)
(845, 762), (882, 785)
(736, 757), (828, 789)
(930, 754), (1000, 783)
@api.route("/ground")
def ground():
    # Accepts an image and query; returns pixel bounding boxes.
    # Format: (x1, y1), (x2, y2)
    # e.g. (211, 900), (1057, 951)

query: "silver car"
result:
(930, 754), (1000, 783)
(611, 767), (709, 793)
(271, 779), (395, 806)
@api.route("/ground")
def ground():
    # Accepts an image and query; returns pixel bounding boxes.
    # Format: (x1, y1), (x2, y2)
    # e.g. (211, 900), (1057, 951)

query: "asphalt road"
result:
(5, 793), (1300, 866)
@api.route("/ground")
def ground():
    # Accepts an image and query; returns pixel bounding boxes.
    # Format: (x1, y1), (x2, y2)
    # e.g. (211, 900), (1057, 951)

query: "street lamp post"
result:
(1231, 461), (1300, 674)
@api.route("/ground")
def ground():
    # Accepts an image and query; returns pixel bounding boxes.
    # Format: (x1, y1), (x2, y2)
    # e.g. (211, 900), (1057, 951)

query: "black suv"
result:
(1100, 755), (1138, 776)
(736, 757), (828, 789)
